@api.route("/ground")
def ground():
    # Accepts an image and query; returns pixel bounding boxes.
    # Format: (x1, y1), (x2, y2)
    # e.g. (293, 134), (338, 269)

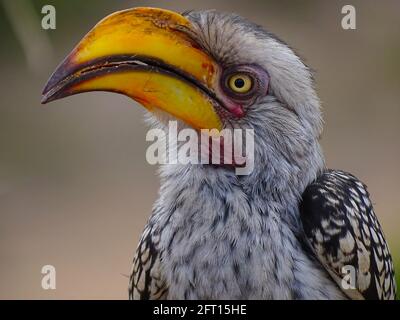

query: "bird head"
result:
(42, 7), (324, 185)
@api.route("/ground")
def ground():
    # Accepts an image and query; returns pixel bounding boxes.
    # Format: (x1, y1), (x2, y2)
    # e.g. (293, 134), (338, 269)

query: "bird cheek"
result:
(214, 87), (245, 118)
(223, 99), (245, 118)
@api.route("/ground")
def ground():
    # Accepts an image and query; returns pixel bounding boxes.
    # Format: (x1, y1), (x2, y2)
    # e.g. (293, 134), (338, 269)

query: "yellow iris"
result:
(228, 74), (253, 93)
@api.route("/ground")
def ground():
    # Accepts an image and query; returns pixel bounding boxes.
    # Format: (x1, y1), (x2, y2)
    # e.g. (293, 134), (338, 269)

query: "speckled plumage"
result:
(301, 170), (396, 299)
(129, 10), (396, 300)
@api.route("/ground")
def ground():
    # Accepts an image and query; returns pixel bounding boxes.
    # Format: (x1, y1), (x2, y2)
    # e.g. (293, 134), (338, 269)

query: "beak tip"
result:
(41, 83), (55, 104)
(41, 56), (76, 103)
(41, 89), (63, 104)
(41, 96), (49, 105)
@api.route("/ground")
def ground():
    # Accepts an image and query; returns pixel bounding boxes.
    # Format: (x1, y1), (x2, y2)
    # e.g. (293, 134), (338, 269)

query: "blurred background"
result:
(0, 0), (399, 299)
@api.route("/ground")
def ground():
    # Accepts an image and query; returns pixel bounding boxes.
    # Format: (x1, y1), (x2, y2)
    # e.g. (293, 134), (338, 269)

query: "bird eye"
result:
(227, 74), (253, 94)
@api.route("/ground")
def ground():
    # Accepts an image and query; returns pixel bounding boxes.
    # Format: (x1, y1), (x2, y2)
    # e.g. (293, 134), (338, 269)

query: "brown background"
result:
(0, 0), (399, 299)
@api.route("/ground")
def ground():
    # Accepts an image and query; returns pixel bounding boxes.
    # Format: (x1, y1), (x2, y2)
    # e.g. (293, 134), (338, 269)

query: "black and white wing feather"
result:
(300, 170), (396, 300)
(129, 225), (168, 300)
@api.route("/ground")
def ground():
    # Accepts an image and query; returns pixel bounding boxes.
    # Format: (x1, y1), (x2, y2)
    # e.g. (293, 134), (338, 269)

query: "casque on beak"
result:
(42, 7), (222, 131)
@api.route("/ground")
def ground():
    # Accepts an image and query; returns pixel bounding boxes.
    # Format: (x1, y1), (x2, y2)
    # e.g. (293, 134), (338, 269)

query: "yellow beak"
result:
(42, 7), (222, 130)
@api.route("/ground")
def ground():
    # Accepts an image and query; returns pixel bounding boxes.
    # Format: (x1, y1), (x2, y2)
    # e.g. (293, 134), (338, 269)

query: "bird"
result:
(41, 7), (396, 300)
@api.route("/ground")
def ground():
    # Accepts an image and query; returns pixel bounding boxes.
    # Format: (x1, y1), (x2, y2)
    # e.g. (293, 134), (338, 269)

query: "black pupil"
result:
(234, 78), (245, 88)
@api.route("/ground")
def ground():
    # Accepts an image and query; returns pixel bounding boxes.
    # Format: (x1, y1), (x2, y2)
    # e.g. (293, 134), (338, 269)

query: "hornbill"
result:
(42, 7), (396, 300)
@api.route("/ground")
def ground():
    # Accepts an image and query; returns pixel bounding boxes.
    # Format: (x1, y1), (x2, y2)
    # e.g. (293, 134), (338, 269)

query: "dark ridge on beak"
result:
(41, 55), (223, 108)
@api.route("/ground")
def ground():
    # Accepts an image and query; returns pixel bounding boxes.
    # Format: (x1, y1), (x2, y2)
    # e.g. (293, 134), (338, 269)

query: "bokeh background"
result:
(0, 0), (399, 299)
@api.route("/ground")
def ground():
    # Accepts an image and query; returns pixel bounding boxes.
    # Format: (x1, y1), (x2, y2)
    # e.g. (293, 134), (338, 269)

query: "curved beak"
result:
(42, 7), (222, 130)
